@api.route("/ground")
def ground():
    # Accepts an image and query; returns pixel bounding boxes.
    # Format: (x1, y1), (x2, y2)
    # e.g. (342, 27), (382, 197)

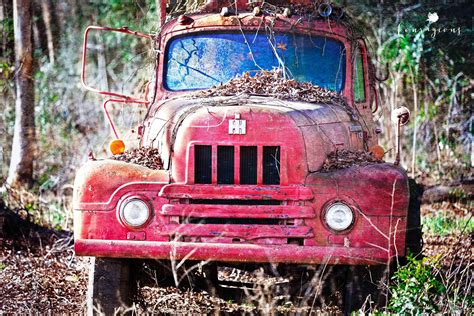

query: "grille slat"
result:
(240, 146), (257, 185)
(183, 218), (281, 225)
(190, 199), (280, 205)
(217, 146), (234, 184)
(194, 145), (212, 184)
(263, 146), (281, 185)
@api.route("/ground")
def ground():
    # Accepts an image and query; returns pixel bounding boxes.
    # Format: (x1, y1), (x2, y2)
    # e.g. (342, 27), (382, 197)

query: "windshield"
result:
(164, 32), (346, 92)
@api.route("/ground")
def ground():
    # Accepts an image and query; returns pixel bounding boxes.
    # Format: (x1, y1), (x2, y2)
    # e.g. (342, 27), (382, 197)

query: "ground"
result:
(0, 201), (472, 314)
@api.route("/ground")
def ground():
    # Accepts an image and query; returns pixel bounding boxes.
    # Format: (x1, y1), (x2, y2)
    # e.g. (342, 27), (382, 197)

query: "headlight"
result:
(119, 198), (151, 227)
(324, 202), (354, 231)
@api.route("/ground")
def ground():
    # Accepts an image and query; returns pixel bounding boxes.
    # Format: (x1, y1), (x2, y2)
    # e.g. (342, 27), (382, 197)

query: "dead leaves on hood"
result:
(198, 69), (348, 106)
(322, 149), (383, 171)
(111, 147), (163, 170)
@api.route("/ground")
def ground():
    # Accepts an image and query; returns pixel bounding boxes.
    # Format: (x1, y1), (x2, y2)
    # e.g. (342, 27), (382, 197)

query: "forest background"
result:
(1, 0), (472, 214)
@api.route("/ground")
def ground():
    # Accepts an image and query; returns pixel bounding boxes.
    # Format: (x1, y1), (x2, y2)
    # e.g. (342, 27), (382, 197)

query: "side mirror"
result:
(392, 106), (411, 166)
(391, 106), (410, 126)
(81, 26), (154, 102)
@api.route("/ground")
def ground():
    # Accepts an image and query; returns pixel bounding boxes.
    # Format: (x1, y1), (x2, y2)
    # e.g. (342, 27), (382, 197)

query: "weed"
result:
(1, 185), (73, 231)
(389, 255), (445, 314)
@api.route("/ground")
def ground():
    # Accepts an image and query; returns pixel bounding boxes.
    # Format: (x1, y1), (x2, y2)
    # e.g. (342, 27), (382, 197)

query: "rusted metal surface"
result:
(72, 160), (168, 211)
(74, 162), (408, 263)
(159, 224), (314, 239)
(74, 239), (391, 265)
(161, 204), (315, 218)
(143, 96), (359, 176)
(159, 184), (313, 200)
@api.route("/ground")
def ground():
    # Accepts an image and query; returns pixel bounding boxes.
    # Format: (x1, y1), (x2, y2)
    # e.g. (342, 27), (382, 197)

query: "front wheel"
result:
(405, 178), (423, 257)
(87, 257), (134, 315)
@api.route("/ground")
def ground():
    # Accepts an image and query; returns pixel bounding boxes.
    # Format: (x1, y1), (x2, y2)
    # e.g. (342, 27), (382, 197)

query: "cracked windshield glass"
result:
(165, 32), (346, 92)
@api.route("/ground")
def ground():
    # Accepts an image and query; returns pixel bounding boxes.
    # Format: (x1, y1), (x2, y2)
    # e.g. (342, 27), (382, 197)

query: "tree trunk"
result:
(0, 0), (6, 55)
(422, 181), (474, 204)
(7, 0), (35, 189)
(410, 73), (418, 178)
(40, 0), (55, 64)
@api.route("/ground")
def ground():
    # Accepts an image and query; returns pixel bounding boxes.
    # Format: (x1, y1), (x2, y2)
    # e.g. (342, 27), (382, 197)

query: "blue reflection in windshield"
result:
(165, 32), (346, 92)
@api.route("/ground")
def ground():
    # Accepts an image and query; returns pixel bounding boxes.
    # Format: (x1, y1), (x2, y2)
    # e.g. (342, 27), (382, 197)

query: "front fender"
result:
(73, 159), (169, 211)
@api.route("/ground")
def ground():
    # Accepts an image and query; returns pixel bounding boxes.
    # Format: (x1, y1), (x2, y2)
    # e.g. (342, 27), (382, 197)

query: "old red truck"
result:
(73, 0), (421, 313)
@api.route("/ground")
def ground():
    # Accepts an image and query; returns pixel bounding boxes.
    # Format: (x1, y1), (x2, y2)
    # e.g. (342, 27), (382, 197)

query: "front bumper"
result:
(75, 239), (392, 265)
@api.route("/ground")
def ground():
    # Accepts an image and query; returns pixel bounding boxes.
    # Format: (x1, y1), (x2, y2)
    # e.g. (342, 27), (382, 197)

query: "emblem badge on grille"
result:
(228, 114), (246, 135)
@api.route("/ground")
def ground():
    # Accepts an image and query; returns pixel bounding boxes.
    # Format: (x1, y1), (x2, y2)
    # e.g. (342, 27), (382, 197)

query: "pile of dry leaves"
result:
(322, 149), (382, 171)
(198, 70), (347, 106)
(0, 209), (87, 314)
(111, 147), (163, 170)
(0, 241), (88, 314)
(138, 286), (237, 314)
(138, 285), (320, 314)
(423, 233), (473, 266)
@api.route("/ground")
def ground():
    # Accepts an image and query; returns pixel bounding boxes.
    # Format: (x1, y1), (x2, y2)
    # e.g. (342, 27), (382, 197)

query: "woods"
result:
(1, 0), (471, 191)
(0, 0), (472, 314)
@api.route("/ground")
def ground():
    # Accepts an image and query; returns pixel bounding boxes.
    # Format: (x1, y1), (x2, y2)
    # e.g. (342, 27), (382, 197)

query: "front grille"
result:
(195, 145), (212, 184)
(193, 145), (281, 185)
(240, 146), (257, 184)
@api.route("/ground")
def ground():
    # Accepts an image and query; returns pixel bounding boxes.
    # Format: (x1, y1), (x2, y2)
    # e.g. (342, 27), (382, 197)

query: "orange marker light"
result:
(369, 145), (385, 160)
(110, 139), (125, 155)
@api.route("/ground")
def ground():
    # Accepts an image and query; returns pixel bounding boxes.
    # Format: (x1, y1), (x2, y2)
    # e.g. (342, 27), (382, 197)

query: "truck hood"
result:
(147, 95), (354, 126)
(143, 95), (364, 180)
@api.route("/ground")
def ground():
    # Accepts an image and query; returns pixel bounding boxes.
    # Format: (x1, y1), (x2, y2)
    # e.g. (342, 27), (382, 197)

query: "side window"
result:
(353, 48), (366, 103)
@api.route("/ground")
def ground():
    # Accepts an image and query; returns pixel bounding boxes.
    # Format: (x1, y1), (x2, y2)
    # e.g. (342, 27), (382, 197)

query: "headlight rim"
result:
(118, 195), (152, 228)
(322, 200), (356, 233)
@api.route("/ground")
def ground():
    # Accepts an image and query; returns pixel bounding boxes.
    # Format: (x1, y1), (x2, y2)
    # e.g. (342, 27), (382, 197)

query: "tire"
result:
(343, 264), (391, 314)
(87, 257), (134, 315)
(191, 262), (219, 295)
(405, 178), (423, 257)
(343, 179), (422, 314)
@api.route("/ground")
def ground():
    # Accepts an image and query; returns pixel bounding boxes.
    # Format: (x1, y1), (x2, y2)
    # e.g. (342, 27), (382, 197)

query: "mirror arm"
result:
(103, 98), (150, 139)
(81, 26), (153, 102)
(392, 107), (410, 166)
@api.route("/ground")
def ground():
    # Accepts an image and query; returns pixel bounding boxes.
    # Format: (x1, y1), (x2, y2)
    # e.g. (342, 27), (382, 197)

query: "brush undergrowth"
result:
(422, 209), (473, 236)
(389, 255), (445, 314)
(0, 185), (73, 231)
(1, 185), (471, 314)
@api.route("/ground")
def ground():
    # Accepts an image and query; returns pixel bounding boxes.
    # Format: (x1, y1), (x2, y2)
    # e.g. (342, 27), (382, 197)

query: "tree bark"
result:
(0, 0), (6, 55)
(7, 0), (35, 188)
(422, 181), (474, 204)
(40, 0), (55, 64)
(0, 0), (14, 61)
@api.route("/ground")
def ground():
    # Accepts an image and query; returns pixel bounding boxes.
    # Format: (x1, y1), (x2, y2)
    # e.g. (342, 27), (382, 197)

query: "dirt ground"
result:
(0, 202), (472, 314)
